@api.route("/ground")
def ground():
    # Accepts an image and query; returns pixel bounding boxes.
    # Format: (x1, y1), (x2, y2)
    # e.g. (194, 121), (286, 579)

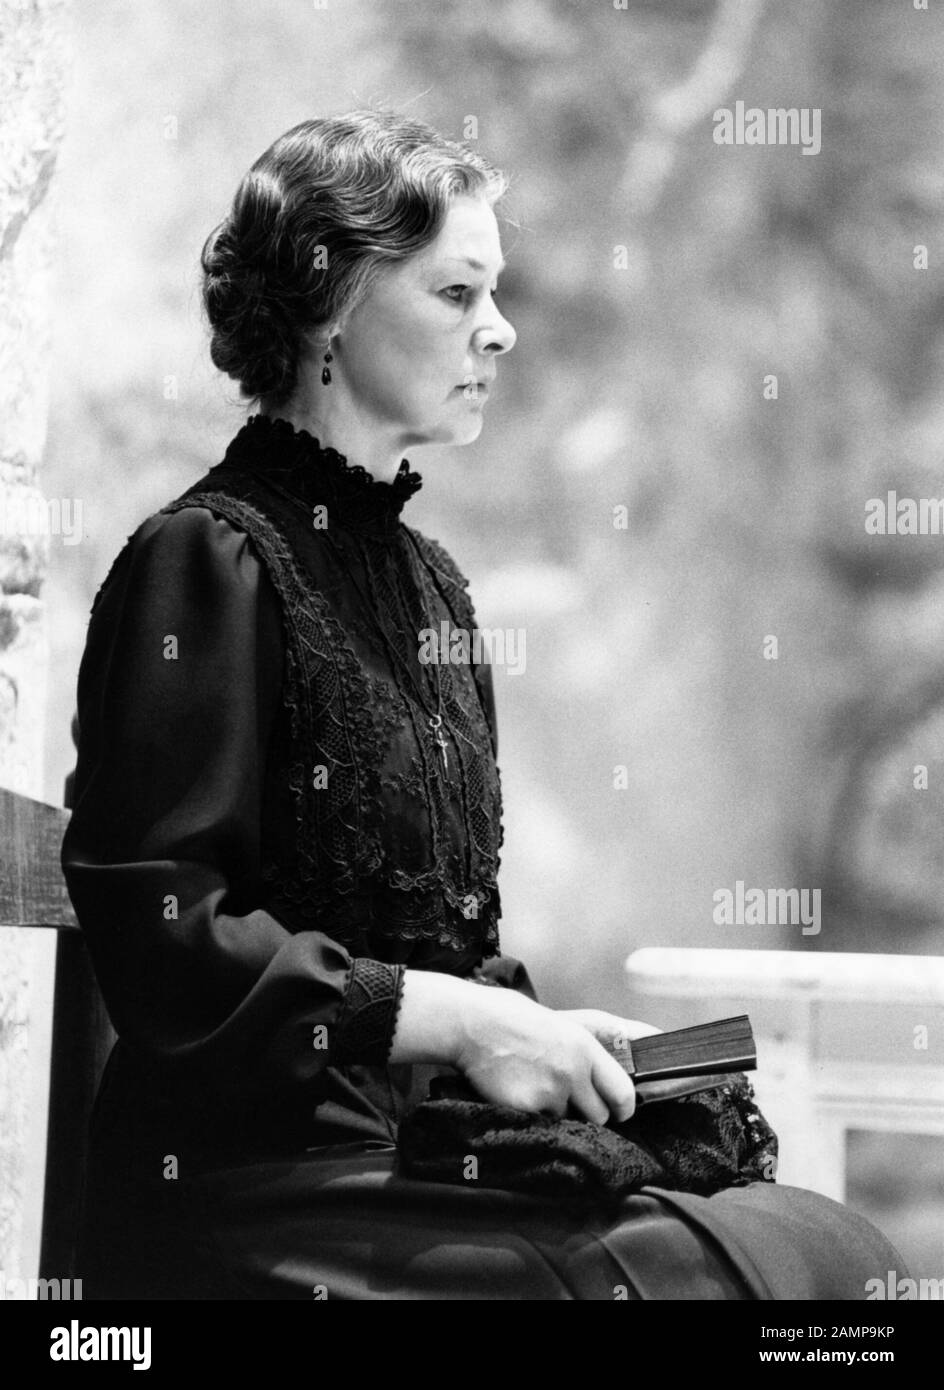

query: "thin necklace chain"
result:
(340, 528), (454, 774)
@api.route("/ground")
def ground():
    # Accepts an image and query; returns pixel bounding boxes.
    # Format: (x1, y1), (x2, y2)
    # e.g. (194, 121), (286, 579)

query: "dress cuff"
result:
(331, 957), (406, 1066)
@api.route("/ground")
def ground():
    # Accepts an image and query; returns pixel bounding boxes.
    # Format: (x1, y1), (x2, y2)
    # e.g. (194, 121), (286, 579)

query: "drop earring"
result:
(321, 350), (333, 386)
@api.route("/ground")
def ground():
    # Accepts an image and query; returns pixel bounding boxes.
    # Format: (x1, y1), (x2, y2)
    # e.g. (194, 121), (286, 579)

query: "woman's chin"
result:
(402, 412), (486, 451)
(448, 413), (486, 447)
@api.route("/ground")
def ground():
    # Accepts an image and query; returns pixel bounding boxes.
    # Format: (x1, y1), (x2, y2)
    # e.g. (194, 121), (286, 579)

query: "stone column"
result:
(0, 0), (71, 1285)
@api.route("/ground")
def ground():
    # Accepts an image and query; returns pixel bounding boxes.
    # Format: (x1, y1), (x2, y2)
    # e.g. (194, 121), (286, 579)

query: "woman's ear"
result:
(305, 322), (341, 355)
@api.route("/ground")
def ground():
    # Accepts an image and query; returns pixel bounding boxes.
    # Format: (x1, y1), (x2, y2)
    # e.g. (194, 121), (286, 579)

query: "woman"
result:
(62, 109), (901, 1299)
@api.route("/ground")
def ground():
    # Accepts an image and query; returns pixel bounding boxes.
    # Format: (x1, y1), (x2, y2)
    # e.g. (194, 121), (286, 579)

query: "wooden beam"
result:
(0, 786), (77, 930)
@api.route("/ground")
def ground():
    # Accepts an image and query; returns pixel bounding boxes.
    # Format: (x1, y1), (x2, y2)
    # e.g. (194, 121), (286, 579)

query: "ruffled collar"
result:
(217, 413), (423, 539)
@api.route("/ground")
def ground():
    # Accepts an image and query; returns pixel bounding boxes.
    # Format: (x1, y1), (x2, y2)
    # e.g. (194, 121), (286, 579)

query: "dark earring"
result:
(321, 350), (333, 386)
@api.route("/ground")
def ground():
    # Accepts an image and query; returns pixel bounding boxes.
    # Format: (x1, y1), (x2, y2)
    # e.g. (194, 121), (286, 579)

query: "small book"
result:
(606, 1015), (756, 1106)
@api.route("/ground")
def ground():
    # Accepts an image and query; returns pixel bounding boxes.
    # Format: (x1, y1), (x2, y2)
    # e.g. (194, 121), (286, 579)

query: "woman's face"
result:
(329, 195), (516, 448)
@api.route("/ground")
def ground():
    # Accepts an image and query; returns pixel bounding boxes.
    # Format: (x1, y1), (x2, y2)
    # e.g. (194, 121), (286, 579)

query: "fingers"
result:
(569, 1073), (611, 1126)
(560, 1010), (663, 1048)
(608, 1016), (663, 1044)
(588, 1046), (637, 1124)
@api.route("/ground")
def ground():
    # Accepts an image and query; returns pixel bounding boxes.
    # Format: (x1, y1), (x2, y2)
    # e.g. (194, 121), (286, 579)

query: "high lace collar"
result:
(217, 413), (424, 539)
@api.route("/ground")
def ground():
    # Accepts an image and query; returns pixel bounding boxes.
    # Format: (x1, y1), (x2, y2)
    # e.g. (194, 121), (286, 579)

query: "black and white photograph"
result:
(0, 0), (942, 1349)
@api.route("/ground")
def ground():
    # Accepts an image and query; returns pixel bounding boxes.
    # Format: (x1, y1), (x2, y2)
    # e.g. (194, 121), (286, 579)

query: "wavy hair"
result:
(200, 109), (508, 408)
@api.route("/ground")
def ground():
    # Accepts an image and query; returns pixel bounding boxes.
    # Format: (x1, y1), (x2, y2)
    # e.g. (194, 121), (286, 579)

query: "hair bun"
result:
(201, 221), (296, 401)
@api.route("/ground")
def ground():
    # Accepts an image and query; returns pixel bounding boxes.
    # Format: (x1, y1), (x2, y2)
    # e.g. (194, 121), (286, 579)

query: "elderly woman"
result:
(61, 109), (901, 1300)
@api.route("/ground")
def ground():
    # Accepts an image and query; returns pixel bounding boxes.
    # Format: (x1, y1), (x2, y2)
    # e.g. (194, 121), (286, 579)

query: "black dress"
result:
(61, 414), (902, 1299)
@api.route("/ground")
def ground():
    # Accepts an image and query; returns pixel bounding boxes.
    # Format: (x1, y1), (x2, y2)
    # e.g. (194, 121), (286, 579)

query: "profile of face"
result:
(323, 195), (516, 450)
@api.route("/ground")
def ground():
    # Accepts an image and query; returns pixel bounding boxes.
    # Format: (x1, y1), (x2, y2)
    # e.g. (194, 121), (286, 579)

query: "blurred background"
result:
(23, 0), (944, 1283)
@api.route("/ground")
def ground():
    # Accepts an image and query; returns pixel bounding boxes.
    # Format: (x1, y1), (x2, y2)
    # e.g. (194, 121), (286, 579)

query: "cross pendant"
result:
(429, 716), (449, 774)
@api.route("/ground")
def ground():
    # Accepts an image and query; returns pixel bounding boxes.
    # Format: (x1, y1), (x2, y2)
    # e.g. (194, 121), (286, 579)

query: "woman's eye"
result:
(442, 284), (503, 308)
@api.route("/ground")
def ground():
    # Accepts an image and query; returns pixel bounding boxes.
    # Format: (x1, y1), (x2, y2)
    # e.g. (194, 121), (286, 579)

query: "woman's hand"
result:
(451, 986), (639, 1125)
(557, 1009), (663, 1052)
(389, 972), (663, 1125)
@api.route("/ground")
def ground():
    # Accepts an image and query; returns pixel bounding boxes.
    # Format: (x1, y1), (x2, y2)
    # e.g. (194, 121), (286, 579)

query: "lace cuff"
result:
(332, 957), (406, 1067)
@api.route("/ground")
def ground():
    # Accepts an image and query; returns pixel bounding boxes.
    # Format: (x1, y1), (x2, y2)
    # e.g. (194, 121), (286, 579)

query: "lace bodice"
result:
(158, 413), (505, 964)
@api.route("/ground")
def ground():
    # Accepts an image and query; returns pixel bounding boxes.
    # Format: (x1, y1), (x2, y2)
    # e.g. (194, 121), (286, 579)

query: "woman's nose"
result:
(473, 305), (516, 356)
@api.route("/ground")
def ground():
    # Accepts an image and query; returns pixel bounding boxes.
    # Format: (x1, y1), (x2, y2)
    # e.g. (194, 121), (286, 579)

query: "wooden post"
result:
(0, 0), (71, 1285)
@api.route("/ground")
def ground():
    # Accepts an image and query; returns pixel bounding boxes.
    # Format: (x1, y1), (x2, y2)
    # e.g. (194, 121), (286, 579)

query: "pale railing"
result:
(625, 948), (944, 1203)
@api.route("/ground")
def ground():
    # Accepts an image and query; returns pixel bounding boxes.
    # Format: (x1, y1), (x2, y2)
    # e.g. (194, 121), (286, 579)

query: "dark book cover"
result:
(608, 1016), (757, 1105)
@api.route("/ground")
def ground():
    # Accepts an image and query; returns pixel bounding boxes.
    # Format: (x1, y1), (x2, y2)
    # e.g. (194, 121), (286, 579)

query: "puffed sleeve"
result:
(60, 506), (405, 1113)
(468, 654), (539, 1000)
